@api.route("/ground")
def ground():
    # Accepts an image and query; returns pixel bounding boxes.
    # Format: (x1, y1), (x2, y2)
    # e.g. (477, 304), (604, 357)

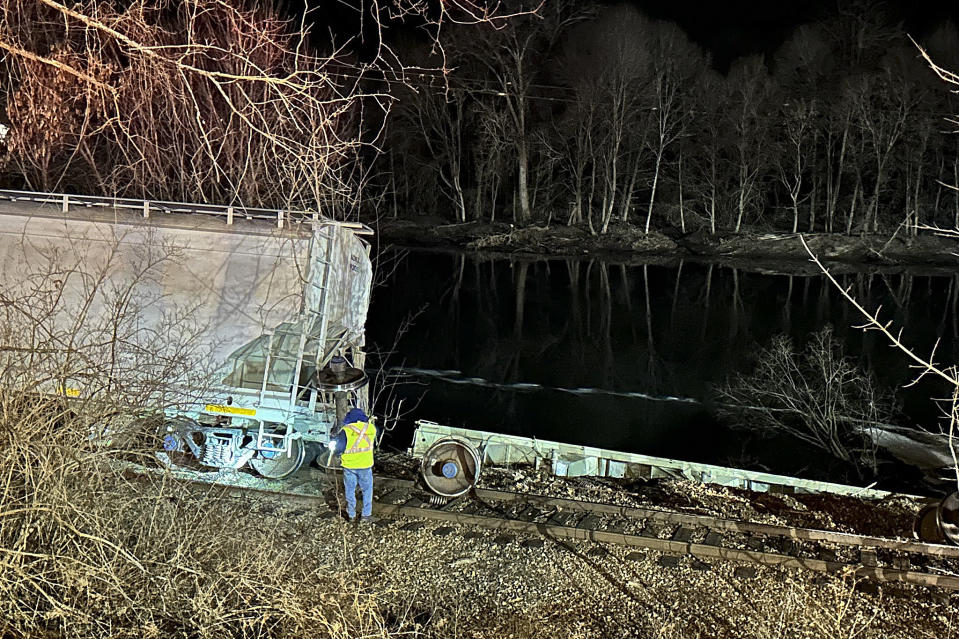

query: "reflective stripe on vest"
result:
(341, 421), (375, 469)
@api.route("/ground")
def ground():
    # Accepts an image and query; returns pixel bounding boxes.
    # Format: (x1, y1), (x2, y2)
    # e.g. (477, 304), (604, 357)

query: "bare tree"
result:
(849, 67), (915, 234)
(471, 102), (512, 223)
(688, 70), (728, 234)
(717, 327), (893, 477)
(406, 86), (471, 222)
(643, 24), (699, 233)
(725, 56), (774, 234)
(460, 4), (579, 225)
(2, 0), (370, 212)
(775, 100), (816, 233)
(543, 90), (598, 229)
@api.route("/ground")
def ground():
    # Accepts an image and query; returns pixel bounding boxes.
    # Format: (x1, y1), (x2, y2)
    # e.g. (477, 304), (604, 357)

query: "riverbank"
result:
(373, 218), (959, 268)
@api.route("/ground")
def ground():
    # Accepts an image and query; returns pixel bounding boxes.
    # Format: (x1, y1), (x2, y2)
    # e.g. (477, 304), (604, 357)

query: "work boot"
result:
(360, 515), (377, 526)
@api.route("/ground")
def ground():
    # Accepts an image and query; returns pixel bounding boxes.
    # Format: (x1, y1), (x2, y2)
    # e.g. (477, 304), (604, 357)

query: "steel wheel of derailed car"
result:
(250, 437), (305, 479)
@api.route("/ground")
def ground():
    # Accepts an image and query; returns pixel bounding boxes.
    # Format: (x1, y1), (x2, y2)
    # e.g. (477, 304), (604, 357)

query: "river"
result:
(366, 249), (959, 491)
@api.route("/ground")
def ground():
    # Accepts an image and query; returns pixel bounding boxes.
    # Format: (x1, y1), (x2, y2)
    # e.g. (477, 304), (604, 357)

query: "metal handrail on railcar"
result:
(0, 188), (374, 235)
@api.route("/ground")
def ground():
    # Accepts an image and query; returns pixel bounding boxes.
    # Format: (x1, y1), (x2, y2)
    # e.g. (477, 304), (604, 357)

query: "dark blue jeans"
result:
(342, 466), (373, 519)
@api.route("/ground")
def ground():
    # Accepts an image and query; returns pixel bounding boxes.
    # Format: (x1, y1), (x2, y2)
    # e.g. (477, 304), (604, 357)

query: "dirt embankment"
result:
(372, 218), (959, 268)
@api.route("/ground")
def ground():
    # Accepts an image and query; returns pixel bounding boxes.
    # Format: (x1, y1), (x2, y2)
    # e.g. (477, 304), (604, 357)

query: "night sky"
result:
(631, 0), (959, 69)
(296, 0), (959, 71)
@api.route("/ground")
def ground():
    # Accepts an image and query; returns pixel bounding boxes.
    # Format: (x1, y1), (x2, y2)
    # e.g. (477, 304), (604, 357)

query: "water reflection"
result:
(367, 250), (959, 487)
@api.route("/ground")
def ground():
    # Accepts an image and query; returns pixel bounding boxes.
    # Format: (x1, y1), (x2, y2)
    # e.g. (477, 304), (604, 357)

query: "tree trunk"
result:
(954, 153), (959, 229)
(619, 156), (639, 224)
(827, 118), (849, 234)
(645, 151), (663, 233)
(808, 165), (817, 232)
(735, 165), (746, 234)
(847, 179), (861, 236)
(678, 154), (686, 234)
(453, 172), (466, 223)
(709, 161), (717, 235)
(587, 161), (597, 235)
(867, 161), (885, 234)
(517, 143), (531, 224)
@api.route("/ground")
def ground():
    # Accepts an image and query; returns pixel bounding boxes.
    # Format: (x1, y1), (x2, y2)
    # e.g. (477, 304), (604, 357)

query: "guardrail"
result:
(0, 188), (373, 234)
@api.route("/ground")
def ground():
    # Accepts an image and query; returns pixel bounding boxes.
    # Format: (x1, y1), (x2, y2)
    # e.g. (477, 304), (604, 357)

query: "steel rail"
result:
(469, 486), (959, 559)
(372, 500), (959, 591)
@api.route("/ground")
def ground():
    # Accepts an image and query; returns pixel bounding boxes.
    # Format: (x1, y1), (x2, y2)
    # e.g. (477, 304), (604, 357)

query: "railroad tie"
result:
(703, 531), (723, 547)
(548, 511), (579, 527)
(671, 527), (694, 543)
(403, 496), (425, 509)
(734, 566), (758, 579)
(377, 488), (407, 504)
(604, 518), (628, 533)
(690, 558), (711, 571)
(746, 536), (765, 552)
(458, 501), (482, 515)
(516, 506), (542, 522)
(817, 548), (838, 564)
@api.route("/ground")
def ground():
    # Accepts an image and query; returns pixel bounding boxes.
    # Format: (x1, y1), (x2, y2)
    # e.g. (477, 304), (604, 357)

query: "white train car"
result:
(0, 190), (373, 477)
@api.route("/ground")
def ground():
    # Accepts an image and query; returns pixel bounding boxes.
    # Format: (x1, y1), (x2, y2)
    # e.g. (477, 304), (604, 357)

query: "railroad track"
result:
(119, 462), (959, 592)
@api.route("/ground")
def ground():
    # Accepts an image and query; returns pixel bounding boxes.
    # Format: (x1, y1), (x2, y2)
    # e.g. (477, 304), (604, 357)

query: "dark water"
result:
(367, 250), (959, 490)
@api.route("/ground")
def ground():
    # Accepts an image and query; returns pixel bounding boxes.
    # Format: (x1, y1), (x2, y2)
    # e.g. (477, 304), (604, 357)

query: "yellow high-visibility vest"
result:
(341, 420), (375, 469)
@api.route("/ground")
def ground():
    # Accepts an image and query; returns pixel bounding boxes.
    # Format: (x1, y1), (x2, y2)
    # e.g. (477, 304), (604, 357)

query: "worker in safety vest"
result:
(328, 407), (377, 522)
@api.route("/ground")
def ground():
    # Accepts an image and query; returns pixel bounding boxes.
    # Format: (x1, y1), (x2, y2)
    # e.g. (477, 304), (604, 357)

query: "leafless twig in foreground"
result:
(799, 234), (959, 492)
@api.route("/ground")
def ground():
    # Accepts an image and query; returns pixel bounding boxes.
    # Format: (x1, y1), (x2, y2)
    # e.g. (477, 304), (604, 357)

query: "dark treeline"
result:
(374, 1), (959, 236)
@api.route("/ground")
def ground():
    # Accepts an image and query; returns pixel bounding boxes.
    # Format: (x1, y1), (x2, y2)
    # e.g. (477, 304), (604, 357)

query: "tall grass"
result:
(0, 393), (423, 638)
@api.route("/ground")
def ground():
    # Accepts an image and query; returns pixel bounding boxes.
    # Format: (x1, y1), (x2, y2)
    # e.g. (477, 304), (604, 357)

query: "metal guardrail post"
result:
(277, 210), (284, 229)
(226, 206), (234, 225)
(143, 201), (150, 219)
(61, 194), (69, 213)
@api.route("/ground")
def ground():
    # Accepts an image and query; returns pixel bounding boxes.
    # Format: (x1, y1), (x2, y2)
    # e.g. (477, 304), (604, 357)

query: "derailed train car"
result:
(0, 191), (373, 478)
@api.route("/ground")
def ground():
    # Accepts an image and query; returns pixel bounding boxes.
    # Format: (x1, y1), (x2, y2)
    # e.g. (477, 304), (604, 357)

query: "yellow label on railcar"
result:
(57, 386), (81, 397)
(204, 404), (256, 417)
